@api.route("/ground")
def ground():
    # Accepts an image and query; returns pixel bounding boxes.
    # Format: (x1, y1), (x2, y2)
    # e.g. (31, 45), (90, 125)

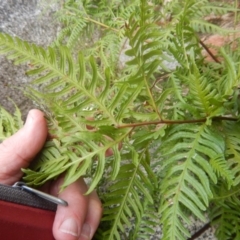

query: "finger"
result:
(80, 190), (102, 240)
(0, 109), (47, 184)
(51, 177), (90, 240)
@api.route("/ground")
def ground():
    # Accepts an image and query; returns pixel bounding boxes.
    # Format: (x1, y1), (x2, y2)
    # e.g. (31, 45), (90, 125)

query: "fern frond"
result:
(100, 152), (157, 240)
(210, 182), (240, 240)
(186, 63), (222, 117)
(54, 0), (88, 49)
(0, 33), (125, 124)
(210, 155), (233, 188)
(200, 4), (237, 16)
(123, 2), (169, 120)
(54, 0), (139, 71)
(190, 19), (229, 34)
(212, 201), (240, 240)
(224, 122), (240, 186)
(0, 33), (134, 189)
(218, 47), (240, 97)
(0, 17), (164, 190)
(159, 123), (222, 240)
(95, 32), (122, 67)
(117, 0), (139, 21)
(0, 104), (23, 141)
(23, 140), (69, 184)
(129, 199), (160, 240)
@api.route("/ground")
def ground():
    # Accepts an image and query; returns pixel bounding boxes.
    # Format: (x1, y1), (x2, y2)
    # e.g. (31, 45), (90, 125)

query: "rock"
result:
(0, 0), (60, 117)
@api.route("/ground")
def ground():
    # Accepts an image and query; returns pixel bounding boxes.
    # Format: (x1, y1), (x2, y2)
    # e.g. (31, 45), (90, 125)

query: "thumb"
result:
(0, 109), (48, 185)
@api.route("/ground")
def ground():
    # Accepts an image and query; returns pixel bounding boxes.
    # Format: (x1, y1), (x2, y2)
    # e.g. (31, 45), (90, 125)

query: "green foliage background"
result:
(1, 0), (240, 239)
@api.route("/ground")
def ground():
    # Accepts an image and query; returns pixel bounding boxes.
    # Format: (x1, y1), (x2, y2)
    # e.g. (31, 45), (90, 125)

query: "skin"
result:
(0, 109), (102, 240)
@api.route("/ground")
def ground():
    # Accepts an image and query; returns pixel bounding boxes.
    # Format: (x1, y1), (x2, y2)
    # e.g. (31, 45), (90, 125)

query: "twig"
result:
(188, 222), (211, 240)
(117, 116), (237, 129)
(150, 73), (170, 90)
(199, 39), (221, 64)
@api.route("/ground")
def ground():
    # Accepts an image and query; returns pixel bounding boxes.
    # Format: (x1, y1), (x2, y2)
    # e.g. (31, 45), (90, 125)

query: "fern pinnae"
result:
(223, 122), (240, 186)
(98, 67), (110, 102)
(124, 11), (165, 119)
(54, 0), (88, 49)
(212, 202), (240, 240)
(200, 4), (237, 16)
(210, 181), (240, 240)
(210, 155), (234, 188)
(0, 105), (23, 140)
(160, 123), (223, 239)
(0, 33), (132, 190)
(0, 34), (118, 124)
(115, 82), (145, 122)
(117, 0), (139, 22)
(101, 149), (155, 240)
(66, 20), (87, 49)
(219, 47), (239, 97)
(130, 199), (159, 240)
(61, 128), (129, 191)
(190, 19), (228, 34)
(23, 141), (70, 186)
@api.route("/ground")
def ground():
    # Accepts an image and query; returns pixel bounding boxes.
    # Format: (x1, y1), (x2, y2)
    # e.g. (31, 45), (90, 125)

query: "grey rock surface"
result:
(0, 1), (217, 239)
(0, 0), (59, 118)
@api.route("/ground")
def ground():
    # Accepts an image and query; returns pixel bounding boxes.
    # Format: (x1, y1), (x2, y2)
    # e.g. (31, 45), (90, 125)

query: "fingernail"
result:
(80, 223), (91, 239)
(24, 111), (34, 126)
(59, 218), (79, 237)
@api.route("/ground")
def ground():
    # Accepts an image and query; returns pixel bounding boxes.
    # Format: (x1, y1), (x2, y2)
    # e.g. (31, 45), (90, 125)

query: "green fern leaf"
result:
(210, 182), (240, 240)
(212, 202), (240, 240)
(224, 122), (240, 186)
(160, 123), (221, 240)
(210, 155), (233, 188)
(190, 19), (229, 34)
(187, 63), (221, 117)
(22, 140), (69, 185)
(0, 33), (135, 189)
(130, 199), (159, 240)
(100, 151), (157, 240)
(0, 104), (23, 141)
(219, 48), (240, 97)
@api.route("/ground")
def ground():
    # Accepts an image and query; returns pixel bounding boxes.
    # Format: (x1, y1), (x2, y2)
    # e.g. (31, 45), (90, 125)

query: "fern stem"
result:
(54, 75), (117, 125)
(64, 9), (119, 33)
(212, 188), (240, 201)
(84, 17), (119, 33)
(144, 74), (162, 119)
(117, 116), (237, 128)
(199, 39), (221, 63)
(64, 129), (131, 169)
(150, 73), (170, 90)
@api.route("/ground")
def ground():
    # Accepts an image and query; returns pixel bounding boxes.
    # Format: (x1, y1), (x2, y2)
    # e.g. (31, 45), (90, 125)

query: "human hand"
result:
(0, 109), (102, 240)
